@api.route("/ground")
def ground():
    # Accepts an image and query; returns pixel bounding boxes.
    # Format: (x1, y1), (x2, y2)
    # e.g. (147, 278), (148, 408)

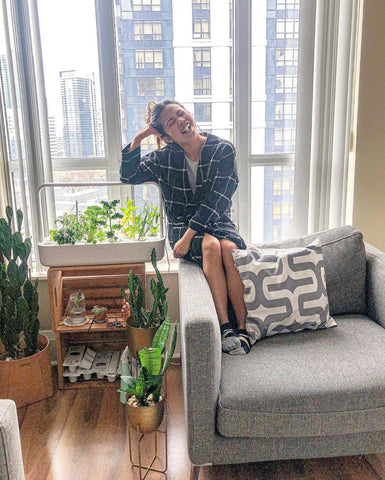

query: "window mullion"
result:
(249, 154), (294, 167)
(29, 0), (56, 231)
(292, 0), (317, 236)
(234, 0), (251, 242)
(1, 0), (28, 229)
(95, 0), (122, 203)
(10, 0), (45, 245)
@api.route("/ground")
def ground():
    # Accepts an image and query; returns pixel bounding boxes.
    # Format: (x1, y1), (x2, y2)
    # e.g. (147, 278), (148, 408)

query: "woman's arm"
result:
(130, 124), (160, 151)
(120, 125), (162, 185)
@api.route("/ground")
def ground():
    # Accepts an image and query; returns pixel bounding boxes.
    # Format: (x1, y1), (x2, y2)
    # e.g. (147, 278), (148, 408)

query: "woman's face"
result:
(159, 104), (197, 144)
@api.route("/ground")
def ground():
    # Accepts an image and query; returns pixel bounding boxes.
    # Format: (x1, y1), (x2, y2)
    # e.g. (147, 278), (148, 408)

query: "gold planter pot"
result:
(126, 316), (158, 357)
(126, 397), (165, 434)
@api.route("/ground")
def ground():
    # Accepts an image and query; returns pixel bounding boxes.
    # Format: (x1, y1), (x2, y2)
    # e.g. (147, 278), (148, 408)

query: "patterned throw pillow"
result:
(232, 239), (336, 344)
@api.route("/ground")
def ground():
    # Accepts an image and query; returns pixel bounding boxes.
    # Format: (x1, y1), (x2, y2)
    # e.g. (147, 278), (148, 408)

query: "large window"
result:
(134, 21), (162, 41)
(137, 77), (164, 96)
(0, 0), (362, 271)
(193, 19), (210, 39)
(193, 48), (211, 68)
(132, 0), (161, 11)
(194, 103), (212, 123)
(135, 49), (163, 69)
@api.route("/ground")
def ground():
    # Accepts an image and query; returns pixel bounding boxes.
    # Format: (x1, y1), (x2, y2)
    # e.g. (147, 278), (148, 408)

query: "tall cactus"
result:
(121, 269), (145, 327)
(151, 248), (168, 323)
(122, 248), (168, 328)
(0, 206), (40, 359)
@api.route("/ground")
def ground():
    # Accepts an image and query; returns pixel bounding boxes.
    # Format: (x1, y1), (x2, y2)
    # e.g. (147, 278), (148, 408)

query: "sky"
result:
(37, 0), (99, 127)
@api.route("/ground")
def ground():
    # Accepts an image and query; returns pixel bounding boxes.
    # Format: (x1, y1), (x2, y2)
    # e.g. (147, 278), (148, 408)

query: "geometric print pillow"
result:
(232, 239), (336, 344)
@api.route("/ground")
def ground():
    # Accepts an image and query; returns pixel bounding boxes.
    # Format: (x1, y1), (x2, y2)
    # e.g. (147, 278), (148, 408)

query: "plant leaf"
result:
(139, 347), (162, 376)
(5, 205), (13, 226)
(151, 314), (170, 353)
(120, 375), (137, 390)
(161, 324), (177, 376)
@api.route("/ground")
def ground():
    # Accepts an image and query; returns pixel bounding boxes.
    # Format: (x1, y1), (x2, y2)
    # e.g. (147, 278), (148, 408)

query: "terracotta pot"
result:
(126, 316), (158, 357)
(126, 397), (165, 434)
(94, 312), (107, 324)
(0, 334), (54, 408)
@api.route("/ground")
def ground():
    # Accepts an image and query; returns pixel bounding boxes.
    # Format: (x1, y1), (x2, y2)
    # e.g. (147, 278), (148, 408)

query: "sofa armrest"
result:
(366, 243), (385, 327)
(0, 400), (25, 480)
(178, 259), (221, 465)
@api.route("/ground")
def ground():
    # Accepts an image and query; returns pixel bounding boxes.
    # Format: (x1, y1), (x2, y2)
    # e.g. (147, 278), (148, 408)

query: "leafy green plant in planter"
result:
(119, 314), (177, 406)
(50, 212), (84, 245)
(0, 206), (40, 359)
(92, 305), (107, 323)
(131, 203), (161, 240)
(98, 200), (123, 241)
(81, 205), (106, 243)
(147, 204), (161, 237)
(120, 198), (137, 238)
(121, 248), (168, 328)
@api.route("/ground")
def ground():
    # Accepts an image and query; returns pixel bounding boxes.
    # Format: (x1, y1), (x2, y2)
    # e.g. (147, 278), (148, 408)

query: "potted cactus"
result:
(122, 248), (168, 356)
(0, 206), (54, 407)
(92, 305), (108, 323)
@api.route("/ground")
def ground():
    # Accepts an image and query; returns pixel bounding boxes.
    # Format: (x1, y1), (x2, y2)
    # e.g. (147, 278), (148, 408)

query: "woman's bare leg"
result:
(201, 234), (249, 354)
(201, 234), (230, 326)
(220, 239), (247, 329)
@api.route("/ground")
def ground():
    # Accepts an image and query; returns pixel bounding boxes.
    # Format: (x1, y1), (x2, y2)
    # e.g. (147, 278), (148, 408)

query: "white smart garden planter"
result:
(38, 236), (165, 267)
(37, 181), (166, 267)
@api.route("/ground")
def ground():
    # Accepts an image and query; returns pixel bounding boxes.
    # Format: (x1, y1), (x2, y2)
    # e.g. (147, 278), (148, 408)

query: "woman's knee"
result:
(220, 239), (239, 268)
(202, 235), (221, 260)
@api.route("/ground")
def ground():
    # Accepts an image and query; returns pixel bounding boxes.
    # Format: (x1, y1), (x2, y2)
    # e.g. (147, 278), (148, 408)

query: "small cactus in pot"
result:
(0, 206), (40, 359)
(92, 305), (108, 323)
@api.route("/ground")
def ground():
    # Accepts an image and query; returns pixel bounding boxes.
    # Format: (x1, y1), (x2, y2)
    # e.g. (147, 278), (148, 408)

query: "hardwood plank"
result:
(365, 454), (385, 479)
(17, 365), (383, 480)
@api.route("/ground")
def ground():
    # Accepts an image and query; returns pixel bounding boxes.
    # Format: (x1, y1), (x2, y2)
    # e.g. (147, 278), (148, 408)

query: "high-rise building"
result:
(60, 70), (100, 158)
(262, 0), (298, 241)
(116, 0), (175, 152)
(1, 54), (12, 109)
(48, 116), (59, 158)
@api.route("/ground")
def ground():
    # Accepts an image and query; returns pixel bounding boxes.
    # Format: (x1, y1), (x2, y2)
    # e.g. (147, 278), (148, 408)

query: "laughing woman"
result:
(120, 99), (251, 354)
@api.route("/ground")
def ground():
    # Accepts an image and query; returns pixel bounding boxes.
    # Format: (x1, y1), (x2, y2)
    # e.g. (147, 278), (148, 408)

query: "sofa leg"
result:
(191, 464), (201, 480)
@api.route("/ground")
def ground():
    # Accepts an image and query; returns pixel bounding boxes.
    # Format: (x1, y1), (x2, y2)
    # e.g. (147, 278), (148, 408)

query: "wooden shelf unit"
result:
(48, 263), (145, 389)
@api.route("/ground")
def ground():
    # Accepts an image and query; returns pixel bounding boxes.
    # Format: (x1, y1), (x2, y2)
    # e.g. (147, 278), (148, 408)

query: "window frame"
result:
(0, 0), (363, 272)
(192, 18), (210, 39)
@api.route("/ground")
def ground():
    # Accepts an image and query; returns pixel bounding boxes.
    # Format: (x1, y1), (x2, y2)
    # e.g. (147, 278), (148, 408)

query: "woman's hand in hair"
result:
(130, 124), (162, 151)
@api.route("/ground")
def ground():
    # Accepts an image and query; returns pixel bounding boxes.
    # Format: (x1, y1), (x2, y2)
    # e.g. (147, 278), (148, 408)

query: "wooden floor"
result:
(17, 363), (383, 480)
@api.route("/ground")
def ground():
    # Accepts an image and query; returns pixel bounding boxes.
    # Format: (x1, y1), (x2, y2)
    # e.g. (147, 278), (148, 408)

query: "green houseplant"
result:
(122, 248), (168, 356)
(92, 305), (108, 323)
(119, 314), (177, 433)
(0, 206), (53, 406)
(120, 200), (161, 240)
(0, 206), (39, 358)
(122, 248), (168, 328)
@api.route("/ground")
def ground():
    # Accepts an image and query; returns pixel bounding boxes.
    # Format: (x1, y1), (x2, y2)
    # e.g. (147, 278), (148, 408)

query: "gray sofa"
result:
(0, 399), (25, 480)
(179, 226), (385, 479)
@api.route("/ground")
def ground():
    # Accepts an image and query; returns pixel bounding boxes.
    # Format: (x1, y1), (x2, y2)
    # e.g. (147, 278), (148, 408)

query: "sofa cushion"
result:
(217, 315), (385, 438)
(232, 240), (336, 344)
(252, 225), (366, 316)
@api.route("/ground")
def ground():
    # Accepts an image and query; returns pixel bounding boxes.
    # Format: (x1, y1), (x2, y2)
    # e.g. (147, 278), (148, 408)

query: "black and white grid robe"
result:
(120, 133), (246, 267)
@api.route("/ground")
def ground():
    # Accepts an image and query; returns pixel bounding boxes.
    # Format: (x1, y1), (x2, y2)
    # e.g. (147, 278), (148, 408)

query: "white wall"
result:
(353, 0), (385, 250)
